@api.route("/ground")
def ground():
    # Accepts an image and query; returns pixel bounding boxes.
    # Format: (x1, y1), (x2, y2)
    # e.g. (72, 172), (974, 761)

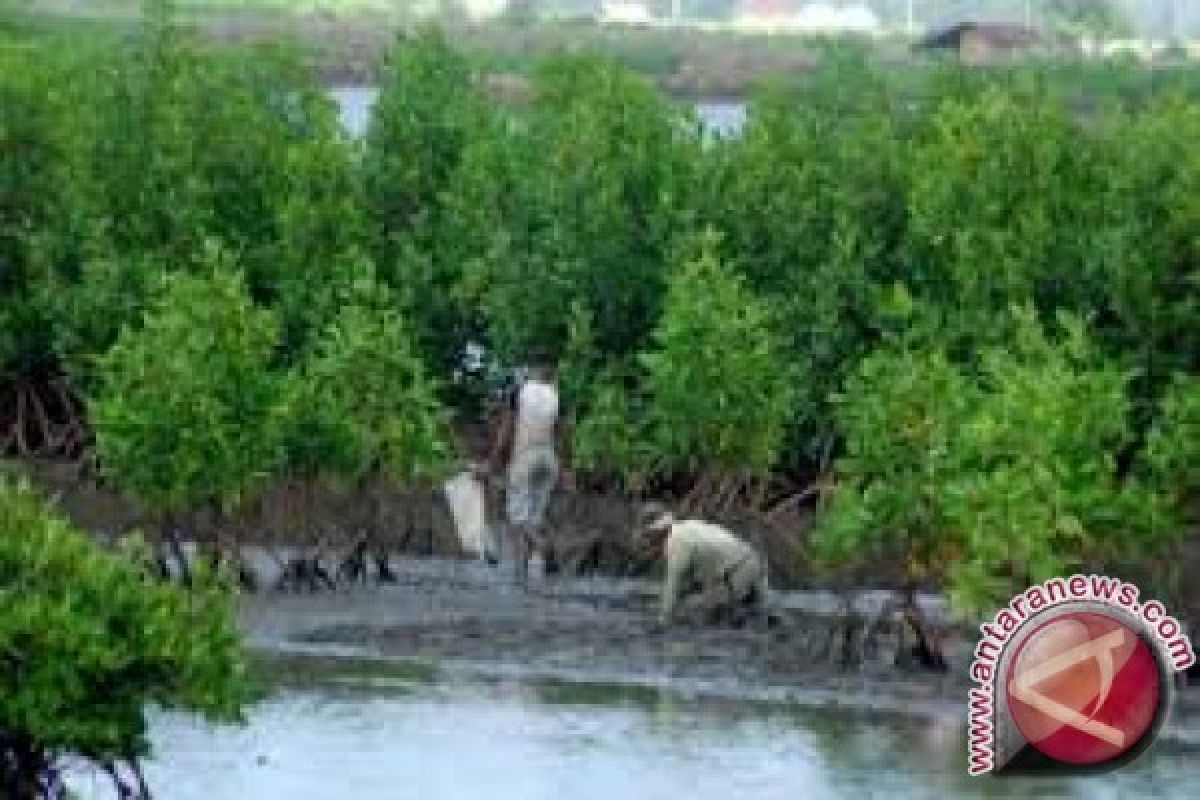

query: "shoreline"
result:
(236, 557), (1200, 741)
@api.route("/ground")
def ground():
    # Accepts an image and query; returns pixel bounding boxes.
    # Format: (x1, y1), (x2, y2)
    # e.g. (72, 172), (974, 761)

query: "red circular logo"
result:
(1005, 611), (1161, 766)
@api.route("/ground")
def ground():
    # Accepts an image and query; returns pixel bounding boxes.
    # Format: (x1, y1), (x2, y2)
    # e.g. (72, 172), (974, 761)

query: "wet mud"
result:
(240, 558), (974, 717)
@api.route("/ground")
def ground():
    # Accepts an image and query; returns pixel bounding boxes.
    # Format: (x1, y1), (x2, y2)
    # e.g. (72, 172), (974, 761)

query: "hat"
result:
(638, 502), (675, 533)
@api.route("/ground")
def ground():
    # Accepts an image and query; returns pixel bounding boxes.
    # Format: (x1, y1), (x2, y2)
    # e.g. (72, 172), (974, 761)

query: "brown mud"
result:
(13, 454), (823, 590)
(240, 557), (968, 715)
(237, 558), (1200, 741)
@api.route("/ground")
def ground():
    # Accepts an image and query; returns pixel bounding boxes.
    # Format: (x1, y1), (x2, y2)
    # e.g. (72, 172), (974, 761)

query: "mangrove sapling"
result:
(814, 307), (1178, 623)
(640, 231), (795, 519)
(90, 257), (285, 588)
(702, 68), (903, 469)
(0, 476), (249, 800)
(362, 28), (495, 378)
(453, 52), (697, 370)
(273, 278), (453, 591)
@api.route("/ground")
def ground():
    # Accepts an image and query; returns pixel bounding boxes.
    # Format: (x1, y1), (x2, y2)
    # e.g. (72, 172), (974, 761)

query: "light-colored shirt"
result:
(661, 519), (761, 622)
(512, 379), (559, 456)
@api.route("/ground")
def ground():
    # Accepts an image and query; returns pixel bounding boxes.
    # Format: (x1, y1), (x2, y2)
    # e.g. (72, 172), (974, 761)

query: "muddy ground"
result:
(238, 557), (1200, 746)
(16, 456), (824, 590)
(241, 556), (970, 715)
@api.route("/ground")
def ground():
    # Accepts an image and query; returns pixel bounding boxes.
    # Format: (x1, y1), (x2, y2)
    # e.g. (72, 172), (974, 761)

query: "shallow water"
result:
(64, 658), (1200, 800)
(329, 86), (747, 138)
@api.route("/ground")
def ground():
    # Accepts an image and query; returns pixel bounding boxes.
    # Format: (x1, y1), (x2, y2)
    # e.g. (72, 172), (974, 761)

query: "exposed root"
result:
(1, 376), (89, 461)
(276, 555), (337, 593)
(764, 479), (829, 523)
(335, 537), (370, 586)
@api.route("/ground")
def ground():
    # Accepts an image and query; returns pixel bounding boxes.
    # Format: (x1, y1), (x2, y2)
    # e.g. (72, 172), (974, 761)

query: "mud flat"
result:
(239, 556), (1200, 744)
(240, 558), (980, 718)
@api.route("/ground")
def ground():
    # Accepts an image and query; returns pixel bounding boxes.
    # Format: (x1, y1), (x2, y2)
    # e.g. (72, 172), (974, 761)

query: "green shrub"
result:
(815, 308), (1173, 617)
(1144, 375), (1200, 511)
(16, 11), (358, 380)
(280, 277), (453, 488)
(641, 232), (794, 479)
(704, 60), (904, 463)
(903, 80), (1095, 356)
(455, 54), (698, 367)
(0, 41), (94, 376)
(0, 475), (247, 797)
(361, 28), (494, 376)
(1089, 97), (1200, 412)
(86, 11), (349, 295)
(90, 255), (284, 524)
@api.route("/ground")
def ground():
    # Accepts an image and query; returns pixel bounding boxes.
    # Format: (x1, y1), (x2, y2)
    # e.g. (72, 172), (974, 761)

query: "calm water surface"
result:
(64, 662), (1200, 800)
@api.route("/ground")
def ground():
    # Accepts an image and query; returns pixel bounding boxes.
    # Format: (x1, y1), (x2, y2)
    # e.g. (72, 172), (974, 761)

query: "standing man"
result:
(639, 504), (770, 628)
(489, 360), (569, 585)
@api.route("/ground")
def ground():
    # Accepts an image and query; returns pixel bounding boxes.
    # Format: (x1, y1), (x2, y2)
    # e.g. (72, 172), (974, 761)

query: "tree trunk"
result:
(161, 511), (192, 587)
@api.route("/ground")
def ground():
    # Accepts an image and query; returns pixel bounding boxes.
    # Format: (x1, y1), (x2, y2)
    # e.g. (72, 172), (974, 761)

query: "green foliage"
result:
(454, 53), (698, 366)
(903, 80), (1095, 355)
(280, 277), (454, 487)
(1089, 96), (1200, 402)
(641, 233), (794, 477)
(559, 300), (652, 488)
(1144, 375), (1200, 509)
(361, 27), (494, 375)
(705, 57), (904, 462)
(815, 309), (1174, 617)
(91, 258), (283, 516)
(89, 17), (337, 262)
(569, 365), (655, 491)
(0, 475), (247, 778)
(8, 10), (360, 382)
(363, 27), (488, 255)
(0, 41), (94, 374)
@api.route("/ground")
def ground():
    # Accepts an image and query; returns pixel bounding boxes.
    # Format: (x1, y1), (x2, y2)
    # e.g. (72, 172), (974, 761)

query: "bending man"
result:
(640, 505), (770, 627)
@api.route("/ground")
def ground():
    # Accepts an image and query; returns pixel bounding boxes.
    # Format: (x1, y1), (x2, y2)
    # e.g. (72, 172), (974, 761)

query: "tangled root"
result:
(1, 377), (89, 461)
(273, 535), (397, 593)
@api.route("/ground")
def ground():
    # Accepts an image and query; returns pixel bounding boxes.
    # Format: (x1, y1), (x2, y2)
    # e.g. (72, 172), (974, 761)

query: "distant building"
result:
(917, 22), (1046, 65)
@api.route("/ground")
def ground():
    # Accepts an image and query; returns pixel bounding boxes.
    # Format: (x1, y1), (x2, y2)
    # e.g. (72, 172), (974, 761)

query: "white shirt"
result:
(661, 520), (762, 622)
(513, 379), (559, 455)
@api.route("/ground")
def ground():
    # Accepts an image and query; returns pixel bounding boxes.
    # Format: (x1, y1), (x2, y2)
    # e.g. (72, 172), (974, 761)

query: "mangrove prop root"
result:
(375, 552), (398, 583)
(764, 479), (828, 523)
(164, 526), (193, 588)
(335, 538), (370, 585)
(1, 377), (89, 460)
(100, 758), (153, 800)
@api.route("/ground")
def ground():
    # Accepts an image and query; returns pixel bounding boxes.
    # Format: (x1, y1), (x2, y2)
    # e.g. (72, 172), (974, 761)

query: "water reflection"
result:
(65, 660), (1199, 800)
(328, 86), (747, 139)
